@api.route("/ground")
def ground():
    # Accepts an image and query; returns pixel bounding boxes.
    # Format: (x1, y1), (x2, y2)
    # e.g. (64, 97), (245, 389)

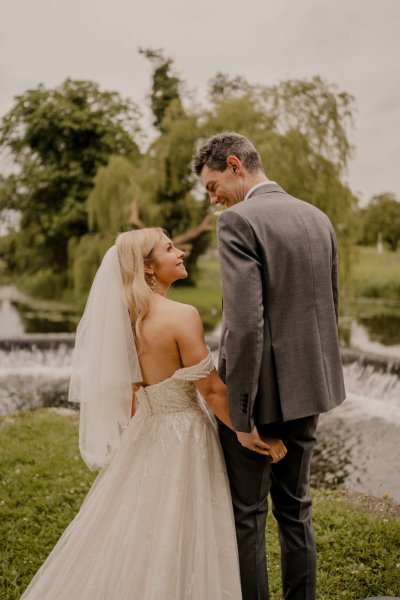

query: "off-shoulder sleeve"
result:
(173, 349), (215, 381)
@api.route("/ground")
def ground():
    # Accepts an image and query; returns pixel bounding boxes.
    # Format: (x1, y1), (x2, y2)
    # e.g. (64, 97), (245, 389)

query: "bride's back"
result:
(138, 294), (189, 385)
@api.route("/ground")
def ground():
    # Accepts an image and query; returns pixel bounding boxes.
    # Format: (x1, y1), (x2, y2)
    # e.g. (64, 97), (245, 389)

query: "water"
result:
(0, 344), (73, 414)
(0, 286), (25, 335)
(311, 360), (400, 500)
(2, 284), (400, 350)
(1, 339), (399, 501)
(0, 286), (79, 335)
(349, 320), (400, 359)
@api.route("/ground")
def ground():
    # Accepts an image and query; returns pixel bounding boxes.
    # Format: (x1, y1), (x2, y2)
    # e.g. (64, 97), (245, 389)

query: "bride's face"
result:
(148, 233), (187, 287)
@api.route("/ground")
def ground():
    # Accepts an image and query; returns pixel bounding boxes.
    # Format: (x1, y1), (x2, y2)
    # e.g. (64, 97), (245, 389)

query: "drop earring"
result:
(146, 272), (157, 292)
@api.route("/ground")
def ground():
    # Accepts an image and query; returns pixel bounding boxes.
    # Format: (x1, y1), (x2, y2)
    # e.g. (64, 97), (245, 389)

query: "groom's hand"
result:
(236, 427), (287, 462)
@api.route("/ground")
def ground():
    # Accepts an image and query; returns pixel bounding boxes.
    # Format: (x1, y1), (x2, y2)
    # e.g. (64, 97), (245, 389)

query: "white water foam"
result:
(342, 362), (400, 425)
(1, 347), (399, 423)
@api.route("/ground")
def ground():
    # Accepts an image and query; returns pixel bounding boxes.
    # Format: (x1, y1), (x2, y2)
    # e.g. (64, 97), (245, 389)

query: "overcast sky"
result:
(1, 0), (399, 204)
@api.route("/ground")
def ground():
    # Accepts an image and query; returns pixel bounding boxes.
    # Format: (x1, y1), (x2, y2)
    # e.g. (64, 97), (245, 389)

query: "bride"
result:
(21, 227), (286, 599)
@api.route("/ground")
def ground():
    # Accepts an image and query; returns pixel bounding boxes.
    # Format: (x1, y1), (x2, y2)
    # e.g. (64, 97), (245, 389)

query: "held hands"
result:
(236, 427), (287, 463)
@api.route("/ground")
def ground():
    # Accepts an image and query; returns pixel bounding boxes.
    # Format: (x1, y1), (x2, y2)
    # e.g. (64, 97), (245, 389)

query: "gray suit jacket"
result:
(217, 183), (346, 432)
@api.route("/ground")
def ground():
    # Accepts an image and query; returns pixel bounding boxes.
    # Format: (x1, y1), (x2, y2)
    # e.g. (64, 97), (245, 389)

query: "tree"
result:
(135, 50), (211, 284)
(207, 73), (354, 178)
(87, 155), (141, 235)
(363, 193), (400, 251)
(67, 156), (142, 294)
(204, 74), (359, 298)
(1, 59), (361, 304)
(139, 48), (183, 132)
(73, 67), (359, 294)
(0, 79), (141, 295)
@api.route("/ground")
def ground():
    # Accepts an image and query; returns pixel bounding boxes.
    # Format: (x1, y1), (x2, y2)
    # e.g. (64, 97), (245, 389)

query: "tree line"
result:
(0, 49), (398, 301)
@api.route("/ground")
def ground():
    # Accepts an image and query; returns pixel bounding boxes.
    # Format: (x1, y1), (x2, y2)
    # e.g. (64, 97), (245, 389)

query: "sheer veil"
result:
(69, 245), (142, 471)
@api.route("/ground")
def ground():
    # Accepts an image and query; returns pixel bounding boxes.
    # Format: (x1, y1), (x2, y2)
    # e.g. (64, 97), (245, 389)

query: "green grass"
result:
(267, 490), (400, 599)
(0, 410), (96, 598)
(1, 410), (399, 600)
(352, 245), (400, 301)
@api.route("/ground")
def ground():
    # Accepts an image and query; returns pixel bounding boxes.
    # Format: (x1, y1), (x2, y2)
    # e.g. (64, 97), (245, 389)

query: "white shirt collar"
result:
(244, 181), (277, 202)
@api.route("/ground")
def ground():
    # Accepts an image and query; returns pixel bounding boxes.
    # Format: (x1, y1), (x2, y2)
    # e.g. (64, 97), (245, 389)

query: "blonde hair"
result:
(116, 228), (164, 351)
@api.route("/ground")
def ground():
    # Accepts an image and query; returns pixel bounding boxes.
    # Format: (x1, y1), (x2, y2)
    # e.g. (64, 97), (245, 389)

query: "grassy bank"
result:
(1, 410), (399, 599)
(352, 245), (400, 301)
(4, 247), (399, 336)
(176, 246), (400, 311)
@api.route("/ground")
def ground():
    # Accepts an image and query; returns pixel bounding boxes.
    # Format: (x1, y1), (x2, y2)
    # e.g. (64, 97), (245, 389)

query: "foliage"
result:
(68, 233), (115, 295)
(0, 79), (141, 296)
(66, 155), (142, 294)
(139, 48), (183, 132)
(0, 59), (362, 299)
(260, 76), (354, 174)
(136, 51), (211, 284)
(87, 155), (141, 235)
(362, 193), (400, 251)
(204, 75), (359, 298)
(1, 410), (399, 600)
(208, 73), (355, 175)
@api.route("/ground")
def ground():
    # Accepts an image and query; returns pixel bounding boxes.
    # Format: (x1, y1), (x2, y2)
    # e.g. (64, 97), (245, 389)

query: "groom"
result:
(193, 132), (345, 600)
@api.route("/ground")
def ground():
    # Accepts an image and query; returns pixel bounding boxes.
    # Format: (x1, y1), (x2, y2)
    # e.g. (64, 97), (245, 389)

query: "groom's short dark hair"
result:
(192, 132), (263, 176)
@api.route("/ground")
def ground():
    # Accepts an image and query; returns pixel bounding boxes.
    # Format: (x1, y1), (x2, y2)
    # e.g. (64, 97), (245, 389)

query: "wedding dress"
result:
(21, 350), (242, 600)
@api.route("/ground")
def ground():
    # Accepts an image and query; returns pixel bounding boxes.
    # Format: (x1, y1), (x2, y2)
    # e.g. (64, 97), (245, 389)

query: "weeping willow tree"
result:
(68, 50), (212, 296)
(69, 156), (141, 293)
(202, 74), (359, 300)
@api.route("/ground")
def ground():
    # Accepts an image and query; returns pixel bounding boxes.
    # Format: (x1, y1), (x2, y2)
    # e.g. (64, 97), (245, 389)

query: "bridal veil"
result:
(68, 245), (142, 471)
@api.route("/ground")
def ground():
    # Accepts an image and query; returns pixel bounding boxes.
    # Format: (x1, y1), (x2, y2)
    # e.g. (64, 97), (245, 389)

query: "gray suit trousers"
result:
(218, 415), (319, 600)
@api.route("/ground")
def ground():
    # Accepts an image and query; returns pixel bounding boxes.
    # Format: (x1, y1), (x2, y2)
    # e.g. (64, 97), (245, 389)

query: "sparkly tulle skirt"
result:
(21, 354), (242, 599)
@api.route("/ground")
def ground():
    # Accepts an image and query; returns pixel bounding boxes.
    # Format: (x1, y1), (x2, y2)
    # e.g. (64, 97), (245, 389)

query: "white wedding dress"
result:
(21, 351), (242, 600)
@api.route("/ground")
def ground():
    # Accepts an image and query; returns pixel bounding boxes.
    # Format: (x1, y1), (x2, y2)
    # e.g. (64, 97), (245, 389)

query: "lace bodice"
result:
(136, 350), (214, 416)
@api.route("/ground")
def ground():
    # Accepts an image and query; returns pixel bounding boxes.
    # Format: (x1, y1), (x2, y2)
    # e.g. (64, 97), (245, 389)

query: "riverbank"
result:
(3, 250), (400, 354)
(0, 409), (399, 599)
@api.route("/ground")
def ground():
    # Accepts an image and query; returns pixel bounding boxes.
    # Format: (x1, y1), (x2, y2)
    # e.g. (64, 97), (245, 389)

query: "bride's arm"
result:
(196, 372), (286, 461)
(173, 304), (234, 429)
(174, 305), (281, 457)
(196, 370), (234, 430)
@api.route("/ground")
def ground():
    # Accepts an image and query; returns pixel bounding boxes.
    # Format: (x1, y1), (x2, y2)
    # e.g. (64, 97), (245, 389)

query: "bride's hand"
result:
(259, 436), (287, 463)
(236, 427), (287, 462)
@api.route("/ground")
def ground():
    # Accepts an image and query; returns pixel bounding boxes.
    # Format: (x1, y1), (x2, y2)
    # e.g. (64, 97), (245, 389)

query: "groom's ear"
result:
(226, 155), (242, 175)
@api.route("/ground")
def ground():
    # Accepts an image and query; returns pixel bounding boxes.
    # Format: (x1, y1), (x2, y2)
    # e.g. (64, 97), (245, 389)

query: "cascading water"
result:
(311, 353), (400, 501)
(0, 343), (73, 414)
(1, 337), (399, 501)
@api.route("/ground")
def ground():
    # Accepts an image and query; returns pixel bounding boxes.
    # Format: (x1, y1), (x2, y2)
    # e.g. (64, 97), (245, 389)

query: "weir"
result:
(1, 335), (399, 416)
(1, 334), (400, 500)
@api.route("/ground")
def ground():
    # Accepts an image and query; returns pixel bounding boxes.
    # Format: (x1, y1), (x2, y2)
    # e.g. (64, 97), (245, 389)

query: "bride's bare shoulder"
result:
(162, 297), (201, 323)
(162, 299), (207, 359)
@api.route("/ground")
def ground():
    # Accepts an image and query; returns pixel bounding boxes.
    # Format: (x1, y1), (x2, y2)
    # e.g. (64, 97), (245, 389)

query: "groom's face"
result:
(201, 163), (246, 208)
